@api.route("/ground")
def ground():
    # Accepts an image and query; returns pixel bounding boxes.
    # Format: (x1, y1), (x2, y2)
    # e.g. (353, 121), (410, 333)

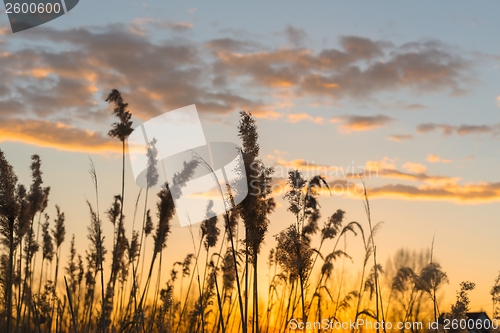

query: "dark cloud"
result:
(163, 21), (193, 32)
(339, 36), (386, 60)
(0, 24), (477, 152)
(378, 101), (427, 111)
(0, 24), (269, 122)
(0, 100), (25, 118)
(214, 36), (472, 99)
(205, 38), (256, 53)
(456, 124), (494, 135)
(284, 25), (309, 48)
(417, 123), (499, 136)
(331, 114), (394, 131)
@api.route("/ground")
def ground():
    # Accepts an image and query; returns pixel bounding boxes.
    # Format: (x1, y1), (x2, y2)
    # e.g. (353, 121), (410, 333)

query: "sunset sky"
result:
(1, 1), (500, 313)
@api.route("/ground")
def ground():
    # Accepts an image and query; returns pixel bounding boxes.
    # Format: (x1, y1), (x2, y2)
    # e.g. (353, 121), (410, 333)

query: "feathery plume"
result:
(200, 201), (219, 251)
(106, 89), (133, 142)
(144, 209), (153, 237)
(41, 215), (53, 262)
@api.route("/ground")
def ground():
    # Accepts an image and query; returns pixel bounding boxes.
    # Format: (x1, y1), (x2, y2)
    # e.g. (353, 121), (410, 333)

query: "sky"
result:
(1, 0), (500, 314)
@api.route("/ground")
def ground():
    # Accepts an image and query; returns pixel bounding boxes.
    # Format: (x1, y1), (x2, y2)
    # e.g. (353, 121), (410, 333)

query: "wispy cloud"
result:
(287, 113), (323, 124)
(0, 25), (9, 36)
(268, 156), (500, 203)
(284, 25), (309, 48)
(387, 134), (413, 141)
(164, 21), (194, 31)
(427, 154), (452, 163)
(417, 123), (500, 136)
(402, 162), (427, 174)
(331, 114), (394, 132)
(131, 17), (194, 33)
(368, 182), (500, 203)
(0, 119), (121, 153)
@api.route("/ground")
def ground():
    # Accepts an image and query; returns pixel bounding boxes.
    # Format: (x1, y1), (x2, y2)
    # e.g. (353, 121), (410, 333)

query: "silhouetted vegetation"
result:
(0, 89), (494, 333)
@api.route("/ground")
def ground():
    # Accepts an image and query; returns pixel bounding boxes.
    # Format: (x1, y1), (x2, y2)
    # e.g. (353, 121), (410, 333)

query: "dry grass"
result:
(0, 90), (488, 333)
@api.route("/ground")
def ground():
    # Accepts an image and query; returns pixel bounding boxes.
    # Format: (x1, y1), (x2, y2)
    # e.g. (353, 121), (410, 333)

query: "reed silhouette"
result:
(0, 89), (492, 333)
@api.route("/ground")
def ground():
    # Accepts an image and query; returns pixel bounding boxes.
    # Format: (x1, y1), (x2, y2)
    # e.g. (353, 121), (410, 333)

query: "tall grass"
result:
(0, 90), (480, 333)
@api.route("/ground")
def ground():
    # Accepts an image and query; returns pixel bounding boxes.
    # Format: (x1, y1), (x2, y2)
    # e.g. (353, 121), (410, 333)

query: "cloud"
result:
(400, 103), (427, 110)
(417, 123), (500, 136)
(387, 134), (413, 141)
(417, 123), (454, 135)
(357, 165), (500, 202)
(287, 113), (323, 124)
(427, 154), (452, 163)
(0, 25), (9, 36)
(271, 156), (499, 203)
(206, 38), (256, 53)
(363, 158), (455, 185)
(0, 118), (121, 153)
(427, 154), (441, 162)
(339, 36), (386, 60)
(250, 109), (282, 120)
(270, 156), (446, 184)
(214, 36), (472, 99)
(2, 25), (272, 120)
(131, 18), (193, 33)
(402, 162), (427, 174)
(0, 24), (277, 151)
(331, 114), (394, 132)
(284, 25), (309, 48)
(365, 157), (397, 171)
(368, 182), (500, 203)
(0, 24), (476, 152)
(266, 149), (288, 161)
(456, 124), (493, 135)
(164, 21), (193, 32)
(322, 179), (500, 203)
(269, 173), (500, 204)
(378, 100), (427, 111)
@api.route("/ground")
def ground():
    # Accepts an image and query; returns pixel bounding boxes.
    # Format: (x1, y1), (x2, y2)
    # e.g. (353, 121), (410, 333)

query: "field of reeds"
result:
(1, 89), (500, 333)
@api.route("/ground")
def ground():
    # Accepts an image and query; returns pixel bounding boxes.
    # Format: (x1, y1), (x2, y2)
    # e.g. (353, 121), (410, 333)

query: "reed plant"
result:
(0, 90), (474, 333)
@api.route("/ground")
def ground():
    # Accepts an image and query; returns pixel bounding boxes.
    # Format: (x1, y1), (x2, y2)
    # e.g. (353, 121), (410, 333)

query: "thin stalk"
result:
(245, 237), (249, 333)
(31, 295), (42, 333)
(15, 237), (23, 333)
(175, 238), (203, 333)
(225, 212), (247, 333)
(138, 188), (149, 292)
(214, 273), (226, 333)
(333, 234), (347, 320)
(30, 212), (43, 294)
(64, 276), (78, 333)
(253, 252), (259, 333)
(89, 157), (106, 333)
